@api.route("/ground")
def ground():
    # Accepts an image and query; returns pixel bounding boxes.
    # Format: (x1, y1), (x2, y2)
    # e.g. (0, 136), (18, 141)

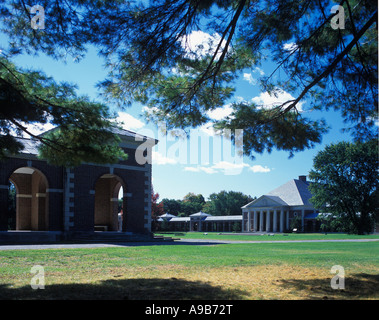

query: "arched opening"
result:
(9, 167), (49, 231)
(94, 174), (125, 232)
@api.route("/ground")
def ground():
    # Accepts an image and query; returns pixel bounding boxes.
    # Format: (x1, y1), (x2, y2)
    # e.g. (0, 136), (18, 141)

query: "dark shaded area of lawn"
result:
(0, 277), (248, 300)
(1, 273), (378, 300)
(280, 273), (379, 300)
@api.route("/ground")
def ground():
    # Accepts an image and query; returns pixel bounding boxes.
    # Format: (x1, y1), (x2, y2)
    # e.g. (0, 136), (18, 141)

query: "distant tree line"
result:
(160, 191), (255, 217)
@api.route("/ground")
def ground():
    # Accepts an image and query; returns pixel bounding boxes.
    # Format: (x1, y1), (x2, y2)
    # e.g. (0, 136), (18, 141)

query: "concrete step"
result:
(0, 231), (176, 244)
(69, 232), (175, 243)
(0, 231), (63, 244)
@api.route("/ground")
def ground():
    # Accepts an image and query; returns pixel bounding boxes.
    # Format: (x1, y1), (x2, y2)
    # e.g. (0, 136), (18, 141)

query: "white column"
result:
(286, 210), (290, 230)
(280, 208), (284, 232)
(266, 211), (271, 232)
(301, 209), (305, 232)
(273, 210), (278, 232)
(260, 211), (264, 231)
(248, 210), (251, 232)
(254, 211), (257, 231)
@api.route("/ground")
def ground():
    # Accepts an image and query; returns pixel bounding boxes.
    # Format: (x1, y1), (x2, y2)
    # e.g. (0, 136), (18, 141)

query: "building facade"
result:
(241, 176), (319, 233)
(0, 128), (157, 240)
(157, 211), (242, 232)
(157, 176), (320, 233)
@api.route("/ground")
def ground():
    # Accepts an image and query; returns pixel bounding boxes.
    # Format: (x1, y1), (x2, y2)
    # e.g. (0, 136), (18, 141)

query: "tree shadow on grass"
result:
(279, 273), (379, 300)
(0, 277), (248, 300)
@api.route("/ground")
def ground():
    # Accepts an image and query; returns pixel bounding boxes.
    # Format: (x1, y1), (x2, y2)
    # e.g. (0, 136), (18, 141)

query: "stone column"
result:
(64, 168), (75, 232)
(273, 210), (278, 232)
(286, 210), (290, 230)
(266, 210), (271, 232)
(247, 210), (251, 232)
(280, 208), (284, 232)
(301, 209), (305, 232)
(253, 211), (257, 231)
(259, 211), (264, 231)
(0, 187), (9, 231)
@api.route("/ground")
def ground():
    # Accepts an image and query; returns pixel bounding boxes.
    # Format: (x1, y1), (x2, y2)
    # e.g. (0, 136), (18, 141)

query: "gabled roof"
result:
(14, 137), (40, 155)
(7, 126), (157, 156)
(159, 213), (176, 220)
(267, 179), (313, 206)
(190, 211), (211, 217)
(109, 126), (158, 144)
(242, 177), (314, 209)
(204, 215), (242, 221)
(40, 126), (157, 144)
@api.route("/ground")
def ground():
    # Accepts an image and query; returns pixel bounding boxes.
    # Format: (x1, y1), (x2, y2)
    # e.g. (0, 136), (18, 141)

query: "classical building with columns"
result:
(157, 176), (320, 234)
(241, 176), (319, 233)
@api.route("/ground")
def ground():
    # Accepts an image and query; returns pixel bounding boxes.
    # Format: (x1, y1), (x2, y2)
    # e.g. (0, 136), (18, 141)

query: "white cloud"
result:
(184, 161), (271, 175)
(184, 166), (217, 174)
(206, 104), (234, 121)
(199, 123), (217, 136)
(283, 42), (298, 52)
(212, 161), (250, 171)
(243, 73), (257, 85)
(116, 112), (145, 131)
(251, 88), (304, 111)
(184, 166), (200, 172)
(243, 68), (264, 85)
(254, 67), (265, 76)
(152, 151), (178, 165)
(199, 104), (235, 136)
(180, 30), (226, 60)
(249, 165), (271, 173)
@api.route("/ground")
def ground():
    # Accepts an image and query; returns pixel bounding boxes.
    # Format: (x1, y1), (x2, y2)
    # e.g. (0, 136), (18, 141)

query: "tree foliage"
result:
(161, 190), (253, 217)
(309, 140), (379, 234)
(161, 192), (205, 216)
(161, 198), (183, 216)
(151, 186), (164, 231)
(203, 190), (254, 216)
(0, 54), (127, 166)
(0, 0), (376, 160)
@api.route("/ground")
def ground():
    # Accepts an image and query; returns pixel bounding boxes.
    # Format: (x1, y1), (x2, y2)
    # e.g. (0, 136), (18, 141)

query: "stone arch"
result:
(94, 174), (126, 232)
(9, 167), (49, 231)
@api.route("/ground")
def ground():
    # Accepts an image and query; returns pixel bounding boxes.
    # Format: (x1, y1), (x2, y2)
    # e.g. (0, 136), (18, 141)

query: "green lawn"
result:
(0, 236), (378, 300)
(156, 231), (379, 241)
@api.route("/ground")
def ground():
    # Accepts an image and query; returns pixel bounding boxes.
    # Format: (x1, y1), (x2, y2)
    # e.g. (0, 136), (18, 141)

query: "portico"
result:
(241, 176), (318, 233)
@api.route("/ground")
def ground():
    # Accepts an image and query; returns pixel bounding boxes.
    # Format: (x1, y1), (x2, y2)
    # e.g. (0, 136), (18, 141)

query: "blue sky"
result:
(5, 33), (353, 202)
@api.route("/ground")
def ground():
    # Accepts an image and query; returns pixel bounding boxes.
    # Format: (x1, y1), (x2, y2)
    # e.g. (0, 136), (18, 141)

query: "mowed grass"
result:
(0, 240), (378, 300)
(156, 231), (379, 241)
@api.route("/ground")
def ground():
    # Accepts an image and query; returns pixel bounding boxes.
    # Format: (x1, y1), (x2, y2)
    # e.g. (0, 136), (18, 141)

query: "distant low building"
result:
(241, 175), (319, 233)
(158, 176), (321, 233)
(158, 211), (242, 232)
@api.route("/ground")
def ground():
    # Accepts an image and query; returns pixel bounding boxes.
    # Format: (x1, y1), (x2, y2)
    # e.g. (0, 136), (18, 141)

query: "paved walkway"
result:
(0, 238), (378, 250)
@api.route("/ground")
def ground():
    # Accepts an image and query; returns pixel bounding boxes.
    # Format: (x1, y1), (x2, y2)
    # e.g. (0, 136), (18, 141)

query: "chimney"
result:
(299, 175), (307, 182)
